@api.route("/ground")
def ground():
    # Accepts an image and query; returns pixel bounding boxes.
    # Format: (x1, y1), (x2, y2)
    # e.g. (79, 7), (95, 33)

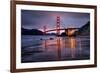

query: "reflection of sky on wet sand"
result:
(21, 36), (90, 63)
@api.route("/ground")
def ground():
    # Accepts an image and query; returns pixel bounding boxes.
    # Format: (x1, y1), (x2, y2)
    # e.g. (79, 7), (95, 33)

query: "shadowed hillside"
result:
(77, 21), (90, 36)
(22, 28), (43, 35)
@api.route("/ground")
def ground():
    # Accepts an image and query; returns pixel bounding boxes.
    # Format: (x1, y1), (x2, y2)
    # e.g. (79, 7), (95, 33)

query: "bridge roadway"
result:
(45, 28), (79, 32)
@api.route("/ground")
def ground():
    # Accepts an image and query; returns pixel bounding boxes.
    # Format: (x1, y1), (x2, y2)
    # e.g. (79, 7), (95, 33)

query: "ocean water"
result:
(21, 35), (90, 63)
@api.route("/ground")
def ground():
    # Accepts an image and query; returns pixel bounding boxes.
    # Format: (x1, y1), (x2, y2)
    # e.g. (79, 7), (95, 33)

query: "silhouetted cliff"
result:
(78, 21), (90, 36)
(22, 28), (43, 35)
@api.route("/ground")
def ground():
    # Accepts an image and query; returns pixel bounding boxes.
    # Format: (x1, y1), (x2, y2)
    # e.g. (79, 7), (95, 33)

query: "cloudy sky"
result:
(21, 10), (90, 32)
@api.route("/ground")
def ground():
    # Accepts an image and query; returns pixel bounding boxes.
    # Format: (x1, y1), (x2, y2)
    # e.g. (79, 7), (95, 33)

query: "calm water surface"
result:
(21, 35), (90, 63)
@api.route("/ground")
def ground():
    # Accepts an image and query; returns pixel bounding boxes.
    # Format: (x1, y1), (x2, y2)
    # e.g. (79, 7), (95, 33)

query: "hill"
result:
(77, 21), (90, 36)
(21, 28), (43, 35)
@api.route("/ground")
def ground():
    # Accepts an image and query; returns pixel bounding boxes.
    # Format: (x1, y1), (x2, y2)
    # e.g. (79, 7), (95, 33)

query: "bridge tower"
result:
(56, 16), (60, 35)
(43, 25), (46, 35)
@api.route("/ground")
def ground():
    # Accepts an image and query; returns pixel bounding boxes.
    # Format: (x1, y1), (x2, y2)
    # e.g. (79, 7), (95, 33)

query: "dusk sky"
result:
(21, 10), (90, 32)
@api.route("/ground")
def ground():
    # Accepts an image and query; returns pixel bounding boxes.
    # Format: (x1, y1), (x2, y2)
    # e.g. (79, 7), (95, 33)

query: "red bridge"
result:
(43, 16), (79, 36)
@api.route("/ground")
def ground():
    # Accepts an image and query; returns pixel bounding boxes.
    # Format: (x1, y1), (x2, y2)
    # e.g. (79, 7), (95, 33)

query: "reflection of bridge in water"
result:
(43, 37), (83, 60)
(43, 16), (80, 36)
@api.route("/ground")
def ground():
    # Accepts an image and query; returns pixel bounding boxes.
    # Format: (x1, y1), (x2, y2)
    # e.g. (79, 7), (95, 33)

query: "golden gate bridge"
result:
(43, 16), (79, 36)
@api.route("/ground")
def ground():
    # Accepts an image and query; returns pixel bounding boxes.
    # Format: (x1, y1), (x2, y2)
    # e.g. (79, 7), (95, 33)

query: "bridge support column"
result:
(65, 28), (77, 36)
(56, 16), (60, 35)
(43, 25), (46, 35)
